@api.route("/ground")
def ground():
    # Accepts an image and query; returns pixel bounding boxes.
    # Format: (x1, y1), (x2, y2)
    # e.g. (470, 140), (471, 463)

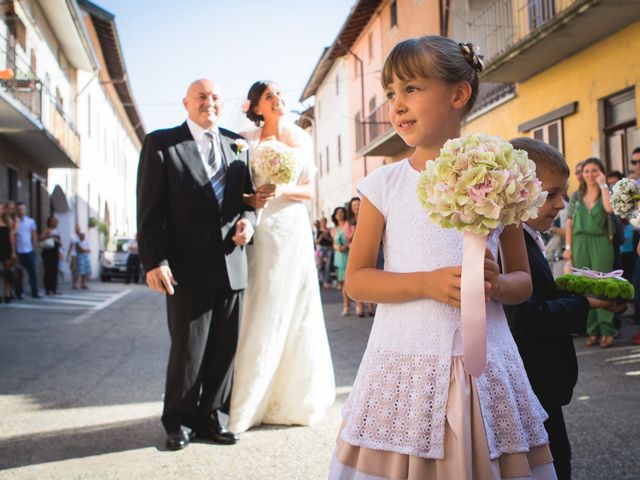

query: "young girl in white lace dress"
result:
(328, 36), (557, 480)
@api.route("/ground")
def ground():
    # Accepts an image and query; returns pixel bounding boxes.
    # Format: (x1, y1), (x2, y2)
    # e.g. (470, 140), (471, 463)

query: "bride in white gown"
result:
(228, 80), (335, 433)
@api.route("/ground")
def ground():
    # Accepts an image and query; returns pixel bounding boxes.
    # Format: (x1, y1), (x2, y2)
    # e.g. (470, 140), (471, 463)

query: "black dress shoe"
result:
(166, 428), (190, 450)
(196, 421), (239, 445)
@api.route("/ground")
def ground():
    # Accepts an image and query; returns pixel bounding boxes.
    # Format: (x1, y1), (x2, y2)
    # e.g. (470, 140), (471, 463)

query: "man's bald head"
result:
(183, 79), (223, 129)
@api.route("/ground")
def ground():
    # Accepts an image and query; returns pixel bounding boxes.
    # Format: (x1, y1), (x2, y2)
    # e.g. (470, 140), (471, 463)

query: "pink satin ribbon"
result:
(570, 267), (624, 279)
(461, 231), (488, 378)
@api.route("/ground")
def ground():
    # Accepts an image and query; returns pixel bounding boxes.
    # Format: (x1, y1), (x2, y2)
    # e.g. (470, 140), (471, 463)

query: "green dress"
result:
(568, 193), (615, 336)
(333, 227), (349, 282)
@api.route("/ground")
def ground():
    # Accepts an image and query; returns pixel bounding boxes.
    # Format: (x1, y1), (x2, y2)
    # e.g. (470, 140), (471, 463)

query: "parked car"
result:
(100, 237), (141, 282)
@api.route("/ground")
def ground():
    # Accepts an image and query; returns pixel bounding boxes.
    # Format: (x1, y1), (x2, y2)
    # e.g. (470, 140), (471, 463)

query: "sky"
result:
(95, 0), (355, 134)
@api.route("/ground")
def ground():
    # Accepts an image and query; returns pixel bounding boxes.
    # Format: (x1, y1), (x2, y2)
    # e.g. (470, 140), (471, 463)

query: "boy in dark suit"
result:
(504, 138), (622, 479)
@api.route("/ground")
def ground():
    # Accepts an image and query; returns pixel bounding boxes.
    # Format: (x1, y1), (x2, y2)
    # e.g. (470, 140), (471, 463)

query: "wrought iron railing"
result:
(467, 0), (581, 62)
(356, 101), (393, 152)
(468, 82), (516, 117)
(0, 34), (80, 165)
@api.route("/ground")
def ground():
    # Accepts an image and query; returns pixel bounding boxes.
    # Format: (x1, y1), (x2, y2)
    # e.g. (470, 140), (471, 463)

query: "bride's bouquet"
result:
(417, 133), (546, 377)
(251, 139), (297, 185)
(250, 139), (298, 223)
(611, 178), (640, 219)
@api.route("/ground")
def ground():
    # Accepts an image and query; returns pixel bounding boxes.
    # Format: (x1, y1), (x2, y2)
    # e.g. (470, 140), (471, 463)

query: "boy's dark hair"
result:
(633, 147), (640, 155)
(607, 170), (623, 181)
(509, 137), (569, 177)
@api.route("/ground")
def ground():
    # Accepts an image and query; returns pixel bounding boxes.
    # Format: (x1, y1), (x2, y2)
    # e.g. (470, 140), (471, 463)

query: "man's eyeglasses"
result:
(631, 160), (640, 165)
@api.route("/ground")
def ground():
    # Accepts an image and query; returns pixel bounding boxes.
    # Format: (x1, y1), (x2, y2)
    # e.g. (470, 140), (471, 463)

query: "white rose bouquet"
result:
(416, 133), (546, 377)
(611, 178), (640, 219)
(250, 139), (298, 223)
(251, 139), (297, 185)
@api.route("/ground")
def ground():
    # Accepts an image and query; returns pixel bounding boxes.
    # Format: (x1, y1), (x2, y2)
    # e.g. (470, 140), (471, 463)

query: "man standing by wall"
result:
(15, 202), (39, 299)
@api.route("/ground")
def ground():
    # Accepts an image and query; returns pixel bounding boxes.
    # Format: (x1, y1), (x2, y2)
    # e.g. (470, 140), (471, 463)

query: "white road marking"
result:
(70, 289), (132, 324)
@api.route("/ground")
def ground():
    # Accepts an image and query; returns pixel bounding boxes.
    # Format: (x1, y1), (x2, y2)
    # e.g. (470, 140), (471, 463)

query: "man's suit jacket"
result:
(136, 122), (255, 293)
(504, 229), (589, 407)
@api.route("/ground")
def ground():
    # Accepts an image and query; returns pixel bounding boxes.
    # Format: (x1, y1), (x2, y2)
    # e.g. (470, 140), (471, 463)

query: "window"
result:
(318, 152), (323, 177)
(368, 96), (377, 142)
(336, 74), (339, 96)
(528, 0), (555, 30)
(355, 111), (363, 151)
(602, 88), (639, 175)
(338, 135), (342, 165)
(390, 0), (398, 28)
(368, 32), (374, 61)
(531, 119), (563, 153)
(326, 146), (330, 174)
(8, 167), (17, 202)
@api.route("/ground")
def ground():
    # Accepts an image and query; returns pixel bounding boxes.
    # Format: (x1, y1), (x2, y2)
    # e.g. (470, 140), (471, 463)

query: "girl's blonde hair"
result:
(382, 36), (482, 113)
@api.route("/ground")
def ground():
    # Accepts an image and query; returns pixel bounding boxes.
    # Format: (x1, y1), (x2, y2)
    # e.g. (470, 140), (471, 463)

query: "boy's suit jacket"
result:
(504, 229), (589, 407)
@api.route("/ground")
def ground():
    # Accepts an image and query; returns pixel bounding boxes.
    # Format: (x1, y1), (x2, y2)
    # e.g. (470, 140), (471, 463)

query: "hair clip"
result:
(458, 42), (484, 73)
(241, 99), (251, 113)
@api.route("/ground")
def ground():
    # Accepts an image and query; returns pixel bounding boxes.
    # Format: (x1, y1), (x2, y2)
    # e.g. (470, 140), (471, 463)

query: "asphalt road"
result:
(0, 283), (638, 479)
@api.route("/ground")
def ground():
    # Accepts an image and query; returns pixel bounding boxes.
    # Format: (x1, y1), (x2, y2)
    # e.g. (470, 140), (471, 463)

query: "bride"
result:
(228, 80), (335, 433)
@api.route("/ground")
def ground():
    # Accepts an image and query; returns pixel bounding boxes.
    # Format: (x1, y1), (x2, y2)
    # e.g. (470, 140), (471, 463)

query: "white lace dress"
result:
(228, 123), (335, 433)
(330, 159), (556, 480)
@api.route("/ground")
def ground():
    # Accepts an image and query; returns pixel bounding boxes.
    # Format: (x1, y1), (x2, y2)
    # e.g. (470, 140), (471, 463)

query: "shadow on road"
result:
(0, 416), (164, 470)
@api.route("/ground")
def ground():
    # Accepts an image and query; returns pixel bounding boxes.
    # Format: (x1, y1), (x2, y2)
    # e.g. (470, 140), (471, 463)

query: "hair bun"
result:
(458, 42), (484, 73)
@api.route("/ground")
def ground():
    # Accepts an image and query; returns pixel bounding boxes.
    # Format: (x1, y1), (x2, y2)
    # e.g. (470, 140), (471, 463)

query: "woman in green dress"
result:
(332, 206), (351, 316)
(564, 158), (615, 347)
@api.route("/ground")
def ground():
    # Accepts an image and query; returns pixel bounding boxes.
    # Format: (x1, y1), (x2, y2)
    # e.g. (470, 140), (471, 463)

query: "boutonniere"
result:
(231, 139), (249, 159)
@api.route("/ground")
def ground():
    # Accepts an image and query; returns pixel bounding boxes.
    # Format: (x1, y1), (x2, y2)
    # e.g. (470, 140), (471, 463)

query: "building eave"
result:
(77, 0), (146, 143)
(37, 0), (98, 71)
(300, 0), (382, 101)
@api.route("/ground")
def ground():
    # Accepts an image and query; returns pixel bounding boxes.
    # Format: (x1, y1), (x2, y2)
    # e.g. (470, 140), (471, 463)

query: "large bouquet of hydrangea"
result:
(611, 178), (640, 219)
(251, 139), (297, 185)
(417, 133), (546, 234)
(416, 133), (546, 378)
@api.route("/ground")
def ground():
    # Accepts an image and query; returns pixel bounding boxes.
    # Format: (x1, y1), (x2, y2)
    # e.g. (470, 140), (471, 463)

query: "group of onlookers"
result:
(517, 148), (640, 348)
(314, 197), (376, 317)
(0, 201), (92, 304)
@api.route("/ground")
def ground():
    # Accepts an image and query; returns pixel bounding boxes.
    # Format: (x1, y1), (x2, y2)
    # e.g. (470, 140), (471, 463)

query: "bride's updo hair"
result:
(245, 80), (274, 126)
(382, 36), (483, 113)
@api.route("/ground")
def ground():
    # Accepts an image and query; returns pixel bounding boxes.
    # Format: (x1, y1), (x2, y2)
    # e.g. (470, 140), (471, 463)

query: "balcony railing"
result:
(356, 102), (393, 152)
(467, 0), (580, 62)
(0, 36), (80, 166)
(467, 82), (516, 119)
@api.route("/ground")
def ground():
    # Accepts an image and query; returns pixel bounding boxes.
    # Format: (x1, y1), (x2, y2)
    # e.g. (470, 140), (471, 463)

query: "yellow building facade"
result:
(464, 21), (640, 191)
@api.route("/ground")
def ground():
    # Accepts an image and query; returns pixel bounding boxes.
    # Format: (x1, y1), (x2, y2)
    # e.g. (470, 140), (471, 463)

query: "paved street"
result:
(0, 283), (638, 479)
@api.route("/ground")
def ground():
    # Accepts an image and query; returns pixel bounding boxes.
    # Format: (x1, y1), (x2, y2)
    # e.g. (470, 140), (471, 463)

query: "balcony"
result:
(467, 82), (516, 120)
(467, 0), (640, 82)
(0, 42), (80, 168)
(356, 102), (408, 157)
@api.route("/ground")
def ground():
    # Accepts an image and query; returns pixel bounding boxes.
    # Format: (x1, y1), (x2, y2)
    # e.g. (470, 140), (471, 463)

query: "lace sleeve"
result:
(357, 166), (387, 217)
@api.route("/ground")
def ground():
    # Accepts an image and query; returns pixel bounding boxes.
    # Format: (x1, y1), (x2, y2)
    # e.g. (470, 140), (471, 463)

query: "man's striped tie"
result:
(205, 131), (225, 206)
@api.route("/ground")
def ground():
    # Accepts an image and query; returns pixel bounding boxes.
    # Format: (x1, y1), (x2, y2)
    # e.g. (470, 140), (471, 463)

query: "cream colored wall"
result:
(464, 22), (640, 192)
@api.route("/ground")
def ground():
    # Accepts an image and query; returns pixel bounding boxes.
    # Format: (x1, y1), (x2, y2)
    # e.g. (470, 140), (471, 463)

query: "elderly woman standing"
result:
(564, 158), (615, 348)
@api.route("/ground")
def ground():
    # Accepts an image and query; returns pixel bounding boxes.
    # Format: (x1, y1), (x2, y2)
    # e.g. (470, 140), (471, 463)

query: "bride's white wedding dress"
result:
(228, 121), (335, 433)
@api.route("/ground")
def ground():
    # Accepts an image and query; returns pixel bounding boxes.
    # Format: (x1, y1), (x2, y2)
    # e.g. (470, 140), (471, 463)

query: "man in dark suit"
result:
(137, 79), (255, 450)
(504, 138), (621, 479)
